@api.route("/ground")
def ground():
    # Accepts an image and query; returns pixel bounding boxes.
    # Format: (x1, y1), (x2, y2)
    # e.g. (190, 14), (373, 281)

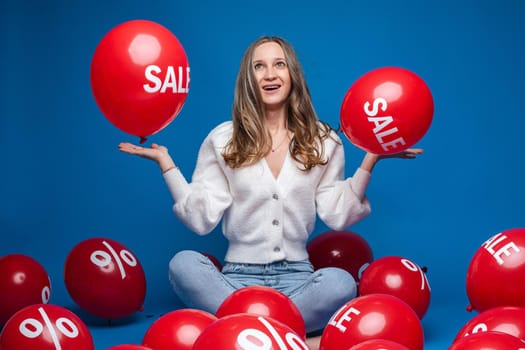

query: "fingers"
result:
(118, 142), (147, 154)
(402, 148), (424, 159)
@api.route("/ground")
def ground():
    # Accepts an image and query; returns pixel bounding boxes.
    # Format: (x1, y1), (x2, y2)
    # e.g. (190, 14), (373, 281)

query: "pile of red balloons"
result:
(91, 19), (190, 142)
(64, 237), (146, 319)
(0, 254), (52, 326)
(340, 66), (433, 155)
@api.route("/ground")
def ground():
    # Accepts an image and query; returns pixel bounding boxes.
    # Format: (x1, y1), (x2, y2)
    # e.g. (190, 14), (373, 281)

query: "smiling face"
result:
(252, 41), (292, 112)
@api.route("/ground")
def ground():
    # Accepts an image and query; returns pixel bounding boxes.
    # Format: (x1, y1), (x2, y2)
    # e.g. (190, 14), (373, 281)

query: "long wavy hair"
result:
(222, 36), (334, 171)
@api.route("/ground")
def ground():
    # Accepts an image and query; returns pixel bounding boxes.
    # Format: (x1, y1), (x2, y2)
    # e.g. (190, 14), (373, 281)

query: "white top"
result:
(163, 121), (372, 264)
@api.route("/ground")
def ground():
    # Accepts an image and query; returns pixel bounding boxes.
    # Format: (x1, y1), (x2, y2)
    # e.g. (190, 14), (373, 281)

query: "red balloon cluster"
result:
(340, 67), (433, 155)
(142, 309), (217, 350)
(108, 346), (153, 350)
(0, 254), (51, 325)
(216, 285), (306, 339)
(307, 230), (373, 281)
(359, 256), (431, 319)
(0, 304), (94, 350)
(466, 228), (525, 312)
(91, 19), (190, 142)
(64, 237), (146, 319)
(320, 294), (424, 350)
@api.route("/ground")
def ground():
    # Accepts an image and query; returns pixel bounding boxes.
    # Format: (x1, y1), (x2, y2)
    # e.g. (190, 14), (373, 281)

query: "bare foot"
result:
(306, 335), (321, 350)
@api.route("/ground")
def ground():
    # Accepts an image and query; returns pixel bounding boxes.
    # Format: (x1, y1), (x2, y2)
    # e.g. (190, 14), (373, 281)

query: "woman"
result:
(119, 36), (422, 344)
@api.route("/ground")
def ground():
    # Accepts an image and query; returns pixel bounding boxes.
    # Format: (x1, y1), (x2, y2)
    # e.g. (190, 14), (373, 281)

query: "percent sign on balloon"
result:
(90, 240), (138, 279)
(400, 258), (431, 291)
(19, 306), (80, 350)
(237, 316), (308, 350)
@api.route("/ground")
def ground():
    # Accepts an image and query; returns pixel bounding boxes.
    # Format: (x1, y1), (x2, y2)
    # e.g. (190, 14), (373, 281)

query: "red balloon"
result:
(320, 294), (424, 350)
(466, 228), (525, 312)
(202, 252), (223, 270)
(0, 254), (52, 325)
(340, 67), (433, 155)
(142, 309), (217, 350)
(192, 313), (309, 350)
(216, 285), (306, 339)
(358, 256), (431, 319)
(0, 303), (94, 350)
(449, 331), (525, 350)
(453, 306), (525, 343)
(307, 230), (373, 281)
(349, 339), (410, 350)
(108, 346), (153, 350)
(91, 19), (190, 142)
(64, 237), (146, 319)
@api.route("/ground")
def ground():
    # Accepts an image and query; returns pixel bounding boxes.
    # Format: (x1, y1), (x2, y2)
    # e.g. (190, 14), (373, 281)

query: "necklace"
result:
(271, 131), (289, 152)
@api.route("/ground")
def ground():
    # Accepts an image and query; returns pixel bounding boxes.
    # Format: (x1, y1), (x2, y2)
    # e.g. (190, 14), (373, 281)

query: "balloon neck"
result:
(139, 136), (147, 144)
(466, 305), (473, 312)
(421, 266), (428, 273)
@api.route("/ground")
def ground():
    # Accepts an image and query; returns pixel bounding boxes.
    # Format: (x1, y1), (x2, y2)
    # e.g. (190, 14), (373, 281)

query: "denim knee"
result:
(322, 267), (357, 306)
(169, 250), (205, 284)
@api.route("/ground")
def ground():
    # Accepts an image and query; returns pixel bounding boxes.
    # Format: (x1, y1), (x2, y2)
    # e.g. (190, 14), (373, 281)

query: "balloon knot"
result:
(421, 266), (428, 273)
(139, 306), (144, 312)
(466, 305), (473, 312)
(139, 136), (147, 144)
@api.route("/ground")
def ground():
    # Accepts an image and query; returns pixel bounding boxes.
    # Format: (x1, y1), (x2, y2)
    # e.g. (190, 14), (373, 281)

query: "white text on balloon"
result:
(364, 97), (407, 152)
(143, 65), (190, 93)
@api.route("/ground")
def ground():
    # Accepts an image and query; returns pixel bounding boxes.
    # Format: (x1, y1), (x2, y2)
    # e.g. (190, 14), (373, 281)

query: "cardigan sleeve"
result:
(162, 128), (233, 235)
(315, 137), (372, 230)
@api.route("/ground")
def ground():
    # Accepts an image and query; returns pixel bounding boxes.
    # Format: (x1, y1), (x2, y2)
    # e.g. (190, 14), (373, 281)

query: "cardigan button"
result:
(272, 193), (279, 200)
(273, 247), (281, 252)
(272, 219), (280, 226)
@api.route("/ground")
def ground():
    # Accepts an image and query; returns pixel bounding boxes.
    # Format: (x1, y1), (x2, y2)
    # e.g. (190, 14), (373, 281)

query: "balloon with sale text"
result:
(91, 19), (190, 142)
(0, 254), (52, 326)
(320, 294), (424, 350)
(215, 285), (306, 339)
(466, 228), (525, 312)
(340, 67), (433, 155)
(449, 331), (525, 350)
(0, 304), (94, 350)
(453, 306), (525, 343)
(358, 256), (431, 319)
(64, 237), (146, 319)
(192, 313), (309, 350)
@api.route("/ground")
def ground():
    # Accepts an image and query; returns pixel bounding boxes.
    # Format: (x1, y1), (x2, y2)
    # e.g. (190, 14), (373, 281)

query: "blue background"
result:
(2, 0), (524, 348)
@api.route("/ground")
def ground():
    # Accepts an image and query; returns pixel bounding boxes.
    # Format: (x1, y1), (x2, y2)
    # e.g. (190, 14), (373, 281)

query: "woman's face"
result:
(252, 41), (291, 111)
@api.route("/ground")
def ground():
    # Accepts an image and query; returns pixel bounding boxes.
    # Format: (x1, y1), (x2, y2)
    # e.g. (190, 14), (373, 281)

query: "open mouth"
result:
(263, 85), (280, 91)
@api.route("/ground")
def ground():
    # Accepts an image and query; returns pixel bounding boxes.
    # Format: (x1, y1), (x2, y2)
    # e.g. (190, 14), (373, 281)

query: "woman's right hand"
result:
(118, 142), (176, 172)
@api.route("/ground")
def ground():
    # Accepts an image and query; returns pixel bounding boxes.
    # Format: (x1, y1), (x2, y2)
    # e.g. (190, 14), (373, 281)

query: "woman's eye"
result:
(254, 63), (263, 70)
(276, 61), (286, 68)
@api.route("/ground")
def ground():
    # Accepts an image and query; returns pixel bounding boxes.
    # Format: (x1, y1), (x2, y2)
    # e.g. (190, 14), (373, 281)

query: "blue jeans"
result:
(168, 250), (357, 333)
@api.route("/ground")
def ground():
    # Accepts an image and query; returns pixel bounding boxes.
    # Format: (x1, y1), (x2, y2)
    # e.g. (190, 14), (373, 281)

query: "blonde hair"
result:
(223, 36), (334, 171)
